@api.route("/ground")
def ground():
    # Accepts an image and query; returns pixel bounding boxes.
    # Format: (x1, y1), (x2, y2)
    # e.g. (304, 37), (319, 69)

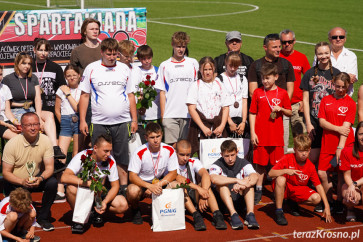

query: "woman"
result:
(300, 42), (341, 164)
(187, 57), (231, 156)
(32, 38), (67, 159)
(318, 72), (356, 213)
(340, 122), (363, 221)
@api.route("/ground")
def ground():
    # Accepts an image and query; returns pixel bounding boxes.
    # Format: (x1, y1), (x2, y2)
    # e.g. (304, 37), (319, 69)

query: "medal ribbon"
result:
(35, 61), (47, 85)
(263, 87), (278, 111)
(149, 149), (161, 177)
(226, 74), (238, 102)
(18, 77), (28, 100)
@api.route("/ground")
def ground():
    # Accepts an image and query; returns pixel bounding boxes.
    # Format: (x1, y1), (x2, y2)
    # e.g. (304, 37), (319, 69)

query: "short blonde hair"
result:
(293, 134), (311, 151)
(119, 40), (135, 55)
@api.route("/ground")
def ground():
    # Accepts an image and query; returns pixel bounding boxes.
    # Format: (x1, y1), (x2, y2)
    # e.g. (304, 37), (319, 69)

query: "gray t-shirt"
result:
(3, 73), (39, 103)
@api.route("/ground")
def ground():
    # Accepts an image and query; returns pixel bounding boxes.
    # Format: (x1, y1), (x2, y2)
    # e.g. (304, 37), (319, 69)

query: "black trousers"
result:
(3, 176), (58, 221)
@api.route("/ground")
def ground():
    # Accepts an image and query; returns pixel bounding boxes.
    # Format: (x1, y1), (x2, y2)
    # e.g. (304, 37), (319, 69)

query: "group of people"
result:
(0, 17), (362, 240)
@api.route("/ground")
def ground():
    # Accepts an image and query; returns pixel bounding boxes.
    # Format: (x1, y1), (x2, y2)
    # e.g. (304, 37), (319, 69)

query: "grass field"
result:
(1, 0), (362, 138)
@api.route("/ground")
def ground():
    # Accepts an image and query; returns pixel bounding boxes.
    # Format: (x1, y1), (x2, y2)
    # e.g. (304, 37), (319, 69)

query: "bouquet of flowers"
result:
(174, 178), (191, 189)
(78, 149), (110, 208)
(135, 75), (157, 116)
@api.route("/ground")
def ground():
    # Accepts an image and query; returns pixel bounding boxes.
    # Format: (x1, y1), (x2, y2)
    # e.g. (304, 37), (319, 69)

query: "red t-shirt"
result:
(318, 94), (356, 154)
(272, 153), (321, 186)
(339, 146), (363, 182)
(279, 50), (310, 104)
(250, 86), (291, 146)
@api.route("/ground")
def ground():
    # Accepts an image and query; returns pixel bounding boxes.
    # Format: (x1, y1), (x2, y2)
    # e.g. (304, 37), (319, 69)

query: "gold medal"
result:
(40, 88), (44, 94)
(23, 101), (30, 109)
(152, 178), (159, 184)
(71, 115), (79, 123)
(270, 112), (276, 120)
(234, 101), (239, 108)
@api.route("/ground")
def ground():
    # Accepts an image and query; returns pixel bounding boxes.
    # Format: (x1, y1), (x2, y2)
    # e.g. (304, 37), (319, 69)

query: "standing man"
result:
(214, 31), (254, 80)
(79, 38), (138, 190)
(279, 29), (311, 151)
(313, 27), (358, 96)
(2, 112), (57, 231)
(248, 33), (295, 154)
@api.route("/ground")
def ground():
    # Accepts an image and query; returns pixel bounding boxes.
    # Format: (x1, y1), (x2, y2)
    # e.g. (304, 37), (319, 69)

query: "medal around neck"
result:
(23, 101), (30, 109)
(270, 112), (276, 120)
(26, 160), (36, 183)
(234, 101), (239, 108)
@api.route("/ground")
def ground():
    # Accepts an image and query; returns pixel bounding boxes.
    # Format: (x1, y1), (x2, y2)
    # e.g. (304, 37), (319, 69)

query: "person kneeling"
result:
(61, 134), (128, 233)
(172, 139), (227, 231)
(210, 140), (259, 230)
(127, 123), (178, 225)
(268, 134), (332, 225)
(0, 188), (40, 242)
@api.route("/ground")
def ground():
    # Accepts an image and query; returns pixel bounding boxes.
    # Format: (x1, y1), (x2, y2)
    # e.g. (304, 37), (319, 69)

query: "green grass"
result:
(1, 0), (362, 147)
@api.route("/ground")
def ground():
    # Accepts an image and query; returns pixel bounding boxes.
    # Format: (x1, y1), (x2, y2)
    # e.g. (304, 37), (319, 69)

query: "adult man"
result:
(61, 134), (128, 233)
(79, 38), (138, 188)
(2, 112), (57, 231)
(214, 31), (254, 79)
(248, 33), (295, 155)
(279, 29), (311, 150)
(314, 27), (358, 96)
(127, 123), (178, 224)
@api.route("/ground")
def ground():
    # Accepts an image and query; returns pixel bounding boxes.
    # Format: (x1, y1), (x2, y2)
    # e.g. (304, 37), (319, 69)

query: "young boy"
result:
(249, 62), (292, 204)
(268, 134), (332, 225)
(119, 40), (135, 69)
(209, 140), (259, 230)
(0, 188), (39, 242)
(129, 45), (160, 143)
(173, 139), (227, 231)
(127, 122), (178, 224)
(156, 32), (199, 147)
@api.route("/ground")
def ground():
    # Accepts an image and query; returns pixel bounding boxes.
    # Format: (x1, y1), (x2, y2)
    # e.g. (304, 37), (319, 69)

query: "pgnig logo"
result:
(160, 202), (177, 216)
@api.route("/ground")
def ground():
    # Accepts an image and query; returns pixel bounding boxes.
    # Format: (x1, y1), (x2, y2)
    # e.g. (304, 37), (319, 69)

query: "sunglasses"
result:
(331, 35), (345, 40)
(281, 40), (294, 45)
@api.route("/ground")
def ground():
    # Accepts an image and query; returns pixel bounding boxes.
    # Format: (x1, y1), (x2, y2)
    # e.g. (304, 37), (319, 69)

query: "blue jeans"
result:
(59, 114), (80, 137)
(11, 107), (35, 121)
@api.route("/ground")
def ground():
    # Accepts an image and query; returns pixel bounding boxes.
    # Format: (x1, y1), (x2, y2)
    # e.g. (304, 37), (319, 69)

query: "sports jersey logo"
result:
(174, 65), (184, 68)
(97, 81), (125, 86)
(338, 106), (348, 113)
(272, 98), (281, 106)
(298, 173), (308, 181)
(169, 77), (193, 83)
(81, 76), (85, 82)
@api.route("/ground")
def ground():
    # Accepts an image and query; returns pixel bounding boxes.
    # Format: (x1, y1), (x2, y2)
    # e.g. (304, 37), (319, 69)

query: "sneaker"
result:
(38, 220), (55, 231)
(244, 212), (260, 229)
(212, 210), (227, 230)
(53, 194), (66, 204)
(20, 233), (41, 242)
(254, 190), (262, 205)
(314, 202), (324, 213)
(275, 210), (288, 226)
(71, 222), (84, 234)
(131, 208), (143, 225)
(334, 200), (344, 214)
(53, 146), (66, 159)
(91, 211), (103, 227)
(287, 199), (301, 216)
(192, 211), (206, 231)
(230, 213), (243, 230)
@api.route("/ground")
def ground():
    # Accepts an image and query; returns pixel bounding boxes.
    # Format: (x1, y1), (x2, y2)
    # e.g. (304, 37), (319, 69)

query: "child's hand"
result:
(251, 133), (259, 146)
(201, 126), (212, 137)
(322, 207), (332, 223)
(60, 85), (70, 94)
(285, 169), (302, 176)
(228, 121), (237, 133)
(272, 105), (282, 112)
(213, 126), (224, 137)
(236, 122), (245, 135)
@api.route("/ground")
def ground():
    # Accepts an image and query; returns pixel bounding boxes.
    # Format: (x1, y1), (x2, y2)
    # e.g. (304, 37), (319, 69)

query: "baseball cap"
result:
(226, 31), (242, 41)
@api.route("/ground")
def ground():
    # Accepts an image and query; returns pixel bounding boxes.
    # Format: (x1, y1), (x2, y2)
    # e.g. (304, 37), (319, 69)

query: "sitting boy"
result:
(209, 140), (259, 230)
(172, 139), (227, 231)
(268, 134), (332, 225)
(61, 134), (128, 233)
(0, 188), (39, 242)
(127, 122), (178, 224)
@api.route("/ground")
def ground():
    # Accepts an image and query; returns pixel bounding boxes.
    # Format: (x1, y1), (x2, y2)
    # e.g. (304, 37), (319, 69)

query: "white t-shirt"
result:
(128, 143), (178, 183)
(186, 79), (233, 119)
(79, 60), (132, 125)
(56, 87), (81, 115)
(217, 73), (248, 118)
(0, 84), (12, 121)
(129, 65), (160, 120)
(67, 149), (119, 182)
(209, 162), (256, 180)
(155, 57), (199, 119)
(0, 196), (36, 231)
(177, 157), (204, 184)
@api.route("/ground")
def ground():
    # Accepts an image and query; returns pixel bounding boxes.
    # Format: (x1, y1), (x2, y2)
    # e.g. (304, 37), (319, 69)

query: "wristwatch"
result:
(65, 93), (71, 98)
(353, 181), (358, 188)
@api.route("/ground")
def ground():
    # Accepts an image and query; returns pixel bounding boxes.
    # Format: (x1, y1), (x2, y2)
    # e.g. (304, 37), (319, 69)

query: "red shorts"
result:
(318, 153), (339, 172)
(272, 181), (317, 203)
(253, 146), (284, 166)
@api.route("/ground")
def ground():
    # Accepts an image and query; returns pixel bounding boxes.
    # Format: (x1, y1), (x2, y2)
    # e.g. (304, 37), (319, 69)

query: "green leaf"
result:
(144, 93), (149, 99)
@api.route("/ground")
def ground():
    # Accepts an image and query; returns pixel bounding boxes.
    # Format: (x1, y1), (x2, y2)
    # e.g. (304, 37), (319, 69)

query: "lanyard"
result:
(149, 150), (161, 177)
(226, 74), (238, 101)
(263, 87), (278, 111)
(35, 61), (47, 85)
(18, 77), (28, 100)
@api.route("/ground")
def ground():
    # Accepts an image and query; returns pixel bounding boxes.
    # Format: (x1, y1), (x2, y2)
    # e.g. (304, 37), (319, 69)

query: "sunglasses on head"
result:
(281, 40), (294, 45)
(331, 35), (345, 40)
